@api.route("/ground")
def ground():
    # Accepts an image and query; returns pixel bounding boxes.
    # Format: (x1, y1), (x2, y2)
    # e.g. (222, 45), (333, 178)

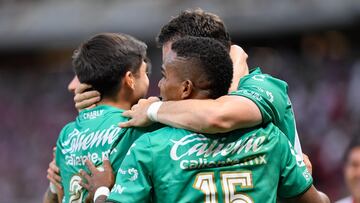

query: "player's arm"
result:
(42, 188), (58, 203)
(120, 95), (261, 134)
(79, 159), (115, 203)
(287, 186), (330, 203)
(43, 147), (63, 203)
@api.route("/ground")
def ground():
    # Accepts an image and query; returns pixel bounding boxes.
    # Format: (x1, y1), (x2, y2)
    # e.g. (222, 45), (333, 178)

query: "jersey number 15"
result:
(193, 171), (253, 203)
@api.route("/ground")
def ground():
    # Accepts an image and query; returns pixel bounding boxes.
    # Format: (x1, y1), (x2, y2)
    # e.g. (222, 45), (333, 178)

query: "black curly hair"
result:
(171, 36), (233, 99)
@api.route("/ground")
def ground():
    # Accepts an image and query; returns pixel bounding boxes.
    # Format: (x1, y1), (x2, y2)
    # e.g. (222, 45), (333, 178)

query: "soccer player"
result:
(80, 37), (329, 203)
(54, 33), (153, 203)
(75, 9), (305, 167)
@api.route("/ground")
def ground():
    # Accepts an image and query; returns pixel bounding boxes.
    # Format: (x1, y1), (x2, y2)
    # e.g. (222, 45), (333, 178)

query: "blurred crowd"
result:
(0, 30), (359, 202)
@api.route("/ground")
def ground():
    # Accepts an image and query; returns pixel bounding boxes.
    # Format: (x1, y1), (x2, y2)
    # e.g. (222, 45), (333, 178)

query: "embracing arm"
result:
(42, 147), (63, 203)
(120, 95), (261, 134)
(156, 95), (261, 133)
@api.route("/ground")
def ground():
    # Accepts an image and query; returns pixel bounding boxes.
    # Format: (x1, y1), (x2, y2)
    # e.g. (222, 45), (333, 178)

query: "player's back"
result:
(111, 122), (313, 203)
(56, 105), (128, 203)
(154, 125), (311, 202)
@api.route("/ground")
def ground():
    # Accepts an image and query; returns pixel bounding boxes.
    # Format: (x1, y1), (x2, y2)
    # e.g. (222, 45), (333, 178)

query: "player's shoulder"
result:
(56, 121), (76, 144)
(241, 67), (288, 89)
(59, 121), (76, 136)
(79, 105), (128, 124)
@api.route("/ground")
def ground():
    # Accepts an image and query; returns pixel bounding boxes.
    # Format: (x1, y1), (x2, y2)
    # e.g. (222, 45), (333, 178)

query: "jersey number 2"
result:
(193, 171), (253, 203)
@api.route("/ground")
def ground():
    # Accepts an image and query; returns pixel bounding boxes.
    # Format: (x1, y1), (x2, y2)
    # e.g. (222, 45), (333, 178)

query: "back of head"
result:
(171, 36), (233, 99)
(72, 33), (147, 99)
(157, 8), (231, 50)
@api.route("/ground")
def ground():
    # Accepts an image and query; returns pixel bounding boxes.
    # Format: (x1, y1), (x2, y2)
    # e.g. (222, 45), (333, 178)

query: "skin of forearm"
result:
(157, 99), (223, 133)
(94, 195), (108, 203)
(157, 96), (261, 134)
(42, 188), (58, 203)
(287, 186), (330, 203)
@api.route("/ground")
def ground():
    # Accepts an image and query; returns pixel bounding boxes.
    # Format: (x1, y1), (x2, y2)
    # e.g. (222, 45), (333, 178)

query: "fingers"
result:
(49, 161), (60, 173)
(119, 119), (135, 128)
(75, 96), (101, 111)
(47, 158), (62, 190)
(52, 147), (57, 158)
(74, 90), (101, 103)
(79, 169), (92, 183)
(48, 162), (61, 181)
(86, 104), (97, 110)
(85, 159), (98, 173)
(79, 180), (90, 191)
(47, 174), (62, 189)
(102, 159), (112, 172)
(75, 83), (92, 94)
(48, 170), (61, 183)
(122, 110), (133, 118)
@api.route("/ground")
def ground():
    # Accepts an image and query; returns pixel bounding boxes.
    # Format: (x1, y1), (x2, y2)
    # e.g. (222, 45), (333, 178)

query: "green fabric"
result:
(107, 123), (312, 203)
(56, 105), (149, 203)
(228, 68), (297, 148)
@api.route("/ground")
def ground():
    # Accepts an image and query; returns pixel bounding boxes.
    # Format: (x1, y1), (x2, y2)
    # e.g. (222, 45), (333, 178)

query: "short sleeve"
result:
(107, 133), (153, 203)
(229, 73), (288, 126)
(277, 134), (313, 198)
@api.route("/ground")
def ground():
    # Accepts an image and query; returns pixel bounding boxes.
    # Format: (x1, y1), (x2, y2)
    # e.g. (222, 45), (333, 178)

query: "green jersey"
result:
(55, 105), (147, 203)
(229, 67), (303, 158)
(107, 123), (312, 203)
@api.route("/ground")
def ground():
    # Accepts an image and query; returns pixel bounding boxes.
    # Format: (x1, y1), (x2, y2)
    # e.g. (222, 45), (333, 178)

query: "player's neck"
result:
(187, 90), (211, 100)
(97, 98), (132, 111)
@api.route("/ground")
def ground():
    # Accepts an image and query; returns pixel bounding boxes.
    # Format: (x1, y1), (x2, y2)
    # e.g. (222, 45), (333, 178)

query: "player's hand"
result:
(74, 83), (101, 111)
(229, 44), (248, 92)
(119, 97), (160, 128)
(46, 147), (63, 192)
(303, 153), (313, 175)
(79, 159), (115, 200)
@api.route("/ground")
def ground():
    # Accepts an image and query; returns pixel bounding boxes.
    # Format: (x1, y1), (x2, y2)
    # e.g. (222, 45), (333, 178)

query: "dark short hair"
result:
(72, 33), (147, 99)
(344, 134), (360, 163)
(171, 36), (233, 99)
(157, 9), (231, 50)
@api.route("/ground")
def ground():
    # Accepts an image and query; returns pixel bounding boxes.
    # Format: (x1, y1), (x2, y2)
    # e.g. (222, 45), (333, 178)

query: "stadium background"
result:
(0, 0), (359, 202)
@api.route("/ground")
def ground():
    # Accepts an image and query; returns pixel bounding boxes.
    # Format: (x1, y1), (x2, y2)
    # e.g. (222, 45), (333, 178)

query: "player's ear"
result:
(124, 71), (135, 90)
(180, 80), (193, 99)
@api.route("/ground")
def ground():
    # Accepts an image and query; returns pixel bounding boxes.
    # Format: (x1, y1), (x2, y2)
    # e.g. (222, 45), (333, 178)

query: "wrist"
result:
(94, 186), (110, 202)
(146, 101), (163, 122)
(49, 182), (57, 194)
